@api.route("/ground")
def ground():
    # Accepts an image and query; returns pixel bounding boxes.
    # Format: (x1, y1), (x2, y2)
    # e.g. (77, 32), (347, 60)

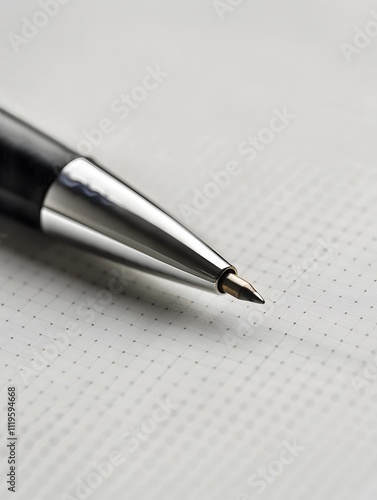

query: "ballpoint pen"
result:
(0, 109), (264, 304)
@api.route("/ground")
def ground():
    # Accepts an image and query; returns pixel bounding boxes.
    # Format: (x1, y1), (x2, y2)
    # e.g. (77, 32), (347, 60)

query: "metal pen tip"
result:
(219, 271), (265, 304)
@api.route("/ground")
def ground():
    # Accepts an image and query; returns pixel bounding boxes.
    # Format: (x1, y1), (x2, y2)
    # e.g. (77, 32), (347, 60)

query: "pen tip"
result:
(219, 271), (265, 304)
(239, 286), (265, 304)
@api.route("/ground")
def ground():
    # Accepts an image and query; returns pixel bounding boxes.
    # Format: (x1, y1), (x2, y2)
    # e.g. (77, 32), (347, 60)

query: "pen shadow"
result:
(0, 216), (221, 334)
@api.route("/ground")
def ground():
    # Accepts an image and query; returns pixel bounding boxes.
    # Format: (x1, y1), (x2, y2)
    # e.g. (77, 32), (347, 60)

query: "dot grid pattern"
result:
(0, 155), (376, 500)
(1, 1), (377, 499)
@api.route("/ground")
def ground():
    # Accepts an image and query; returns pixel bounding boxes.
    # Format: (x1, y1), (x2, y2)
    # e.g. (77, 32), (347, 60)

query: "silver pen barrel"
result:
(41, 158), (236, 294)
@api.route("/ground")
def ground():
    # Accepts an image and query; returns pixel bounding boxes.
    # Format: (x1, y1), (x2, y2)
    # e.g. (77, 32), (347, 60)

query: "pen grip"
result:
(0, 109), (78, 228)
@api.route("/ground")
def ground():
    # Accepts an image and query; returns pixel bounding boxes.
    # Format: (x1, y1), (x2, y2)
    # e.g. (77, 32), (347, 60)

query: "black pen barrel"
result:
(0, 109), (77, 228)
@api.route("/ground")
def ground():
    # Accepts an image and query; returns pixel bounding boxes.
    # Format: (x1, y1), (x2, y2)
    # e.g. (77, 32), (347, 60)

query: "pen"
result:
(0, 109), (264, 304)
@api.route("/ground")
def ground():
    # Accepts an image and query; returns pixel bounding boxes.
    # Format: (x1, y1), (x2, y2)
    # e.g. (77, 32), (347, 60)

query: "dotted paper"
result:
(1, 1), (377, 498)
(0, 156), (376, 500)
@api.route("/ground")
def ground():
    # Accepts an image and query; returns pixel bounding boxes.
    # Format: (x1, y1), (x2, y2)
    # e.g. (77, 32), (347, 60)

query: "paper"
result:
(0, 154), (376, 499)
(1, 1), (377, 499)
